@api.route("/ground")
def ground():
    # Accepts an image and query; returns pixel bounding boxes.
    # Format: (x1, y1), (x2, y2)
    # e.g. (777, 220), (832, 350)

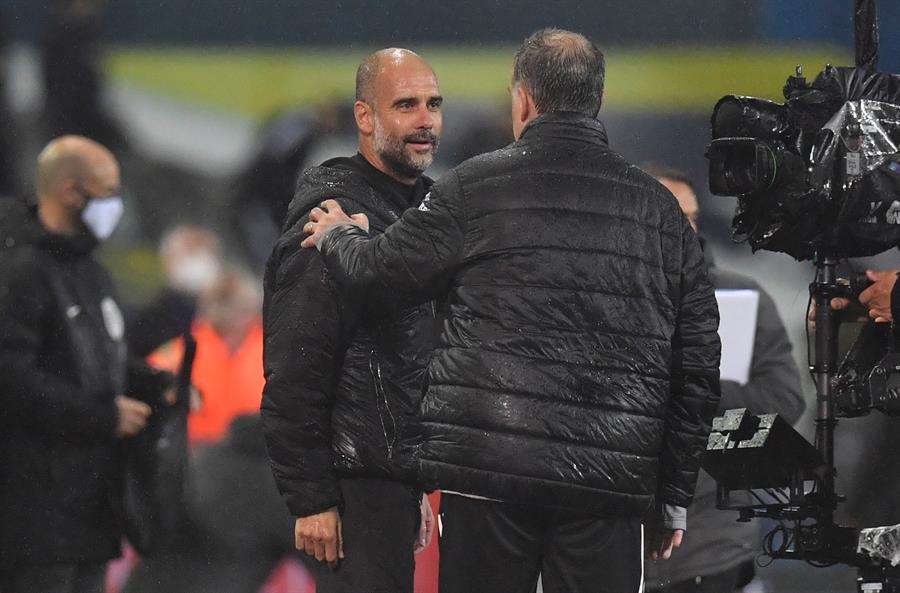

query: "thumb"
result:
(867, 269), (881, 281)
(350, 213), (369, 231)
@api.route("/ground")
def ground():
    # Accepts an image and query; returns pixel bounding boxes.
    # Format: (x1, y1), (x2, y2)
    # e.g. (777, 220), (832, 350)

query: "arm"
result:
(658, 220), (723, 509)
(0, 254), (118, 441)
(260, 222), (356, 520)
(310, 169), (467, 298)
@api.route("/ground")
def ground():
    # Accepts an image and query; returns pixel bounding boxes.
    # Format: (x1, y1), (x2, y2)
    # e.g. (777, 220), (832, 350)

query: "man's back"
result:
(394, 112), (719, 515)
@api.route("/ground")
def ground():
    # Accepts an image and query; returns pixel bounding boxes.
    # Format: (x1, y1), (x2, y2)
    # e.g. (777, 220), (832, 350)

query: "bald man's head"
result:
(34, 135), (121, 236)
(36, 135), (119, 202)
(355, 48), (435, 106)
(353, 48), (442, 184)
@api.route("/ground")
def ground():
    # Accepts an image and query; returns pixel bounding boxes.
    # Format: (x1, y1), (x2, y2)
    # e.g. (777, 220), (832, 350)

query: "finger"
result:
(295, 533), (305, 551)
(320, 199), (341, 213)
(304, 539), (316, 557)
(309, 207), (325, 222)
(300, 233), (320, 249)
(314, 540), (326, 562)
(866, 269), (882, 281)
(672, 530), (684, 548)
(137, 402), (152, 418)
(324, 537), (337, 564)
(337, 518), (345, 559)
(875, 316), (889, 323)
(830, 298), (850, 310)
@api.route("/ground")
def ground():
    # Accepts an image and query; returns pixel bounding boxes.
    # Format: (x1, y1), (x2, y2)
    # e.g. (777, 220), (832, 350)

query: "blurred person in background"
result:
(122, 267), (302, 593)
(302, 29), (720, 593)
(641, 164), (805, 593)
(229, 108), (333, 272)
(147, 265), (263, 445)
(127, 225), (223, 358)
(40, 0), (126, 149)
(261, 48), (441, 593)
(0, 136), (161, 593)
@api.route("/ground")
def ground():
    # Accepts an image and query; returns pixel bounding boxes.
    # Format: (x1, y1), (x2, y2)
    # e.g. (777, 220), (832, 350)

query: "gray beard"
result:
(373, 119), (436, 179)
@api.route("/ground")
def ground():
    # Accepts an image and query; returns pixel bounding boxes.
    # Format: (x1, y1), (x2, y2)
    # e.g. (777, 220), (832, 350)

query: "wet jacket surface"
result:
(318, 113), (722, 516)
(0, 198), (127, 567)
(645, 266), (805, 587)
(261, 155), (435, 517)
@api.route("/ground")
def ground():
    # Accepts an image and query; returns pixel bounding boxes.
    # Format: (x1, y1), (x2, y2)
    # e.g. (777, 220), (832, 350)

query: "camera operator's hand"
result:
(114, 395), (152, 438)
(858, 269), (899, 323)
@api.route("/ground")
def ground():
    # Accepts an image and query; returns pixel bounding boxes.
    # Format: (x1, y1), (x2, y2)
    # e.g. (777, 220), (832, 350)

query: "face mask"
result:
(81, 195), (124, 241)
(169, 251), (221, 295)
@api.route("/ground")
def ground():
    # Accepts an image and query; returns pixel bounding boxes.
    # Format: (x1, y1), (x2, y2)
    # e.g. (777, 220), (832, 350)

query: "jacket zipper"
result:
(369, 350), (397, 459)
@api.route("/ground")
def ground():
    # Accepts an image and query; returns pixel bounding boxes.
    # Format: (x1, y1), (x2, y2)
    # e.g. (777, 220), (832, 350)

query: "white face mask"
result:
(81, 195), (124, 241)
(169, 251), (221, 295)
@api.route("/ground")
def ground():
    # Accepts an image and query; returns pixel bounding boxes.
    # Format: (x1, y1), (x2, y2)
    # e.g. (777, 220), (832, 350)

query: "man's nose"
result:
(415, 105), (434, 129)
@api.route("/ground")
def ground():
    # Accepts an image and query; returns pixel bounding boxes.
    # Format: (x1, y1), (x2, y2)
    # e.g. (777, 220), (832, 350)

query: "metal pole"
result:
(813, 256), (839, 520)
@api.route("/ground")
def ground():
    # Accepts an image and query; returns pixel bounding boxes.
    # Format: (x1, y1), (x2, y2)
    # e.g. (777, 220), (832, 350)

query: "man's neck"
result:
(357, 144), (416, 186)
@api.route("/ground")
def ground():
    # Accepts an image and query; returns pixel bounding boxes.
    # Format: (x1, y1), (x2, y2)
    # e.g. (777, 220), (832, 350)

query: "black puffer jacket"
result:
(261, 156), (435, 518)
(318, 113), (722, 516)
(0, 198), (127, 567)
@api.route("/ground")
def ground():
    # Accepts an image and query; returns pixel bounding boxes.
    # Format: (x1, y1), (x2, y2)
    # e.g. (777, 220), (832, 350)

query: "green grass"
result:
(105, 44), (851, 119)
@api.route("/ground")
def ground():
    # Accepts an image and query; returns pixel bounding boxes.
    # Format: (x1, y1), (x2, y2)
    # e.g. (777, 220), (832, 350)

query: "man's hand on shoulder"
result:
(295, 507), (344, 567)
(300, 199), (369, 249)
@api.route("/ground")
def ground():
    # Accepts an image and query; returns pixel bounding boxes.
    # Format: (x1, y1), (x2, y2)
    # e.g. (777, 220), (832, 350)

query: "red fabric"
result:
(148, 318), (265, 444)
(414, 491), (441, 593)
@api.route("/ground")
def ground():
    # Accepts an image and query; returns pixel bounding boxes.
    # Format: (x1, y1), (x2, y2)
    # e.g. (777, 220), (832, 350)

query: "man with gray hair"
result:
(303, 29), (721, 593)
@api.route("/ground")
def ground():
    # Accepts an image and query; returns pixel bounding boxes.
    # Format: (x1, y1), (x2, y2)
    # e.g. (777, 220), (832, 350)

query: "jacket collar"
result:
(518, 111), (609, 146)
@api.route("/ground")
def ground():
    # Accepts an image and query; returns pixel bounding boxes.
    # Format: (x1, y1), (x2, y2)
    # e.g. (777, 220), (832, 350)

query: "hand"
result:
(115, 395), (152, 437)
(300, 199), (369, 249)
(414, 494), (435, 554)
(295, 508), (344, 567)
(859, 269), (899, 323)
(646, 528), (684, 561)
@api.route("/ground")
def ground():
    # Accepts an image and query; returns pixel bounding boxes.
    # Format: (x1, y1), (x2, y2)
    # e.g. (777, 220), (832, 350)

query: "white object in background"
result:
(714, 289), (760, 386)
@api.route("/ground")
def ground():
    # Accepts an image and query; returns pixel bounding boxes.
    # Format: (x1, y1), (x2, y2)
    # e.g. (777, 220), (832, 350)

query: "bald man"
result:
(261, 49), (442, 592)
(0, 136), (153, 593)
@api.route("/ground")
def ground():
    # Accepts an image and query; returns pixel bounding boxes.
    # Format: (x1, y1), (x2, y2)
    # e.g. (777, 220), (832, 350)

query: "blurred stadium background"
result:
(2, 1), (900, 591)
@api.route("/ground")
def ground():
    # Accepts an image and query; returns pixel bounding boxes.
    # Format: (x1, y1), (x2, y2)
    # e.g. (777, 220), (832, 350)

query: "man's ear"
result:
(515, 85), (532, 125)
(59, 179), (84, 208)
(354, 100), (374, 135)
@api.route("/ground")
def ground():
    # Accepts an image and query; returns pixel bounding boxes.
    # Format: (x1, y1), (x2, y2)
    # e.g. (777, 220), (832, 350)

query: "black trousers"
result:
(314, 477), (420, 593)
(438, 494), (643, 593)
(0, 562), (107, 593)
(648, 561), (755, 593)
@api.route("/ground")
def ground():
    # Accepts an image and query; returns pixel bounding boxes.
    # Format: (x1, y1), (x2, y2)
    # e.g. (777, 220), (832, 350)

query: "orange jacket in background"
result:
(148, 318), (265, 445)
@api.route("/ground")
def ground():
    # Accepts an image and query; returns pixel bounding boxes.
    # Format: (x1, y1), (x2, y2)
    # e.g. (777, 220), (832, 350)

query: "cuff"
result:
(316, 223), (360, 252)
(661, 504), (687, 531)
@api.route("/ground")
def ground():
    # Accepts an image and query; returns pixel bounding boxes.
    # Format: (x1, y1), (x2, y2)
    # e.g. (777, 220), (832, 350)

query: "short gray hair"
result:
(512, 28), (605, 117)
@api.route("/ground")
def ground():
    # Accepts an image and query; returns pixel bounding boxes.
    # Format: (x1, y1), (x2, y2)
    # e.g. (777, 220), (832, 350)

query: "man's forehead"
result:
(374, 63), (439, 99)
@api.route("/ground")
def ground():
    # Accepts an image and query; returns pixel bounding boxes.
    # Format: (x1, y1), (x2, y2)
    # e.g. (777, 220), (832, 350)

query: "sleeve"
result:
(0, 254), (118, 441)
(260, 220), (359, 518)
(718, 285), (805, 425)
(318, 169), (467, 298)
(658, 220), (722, 508)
